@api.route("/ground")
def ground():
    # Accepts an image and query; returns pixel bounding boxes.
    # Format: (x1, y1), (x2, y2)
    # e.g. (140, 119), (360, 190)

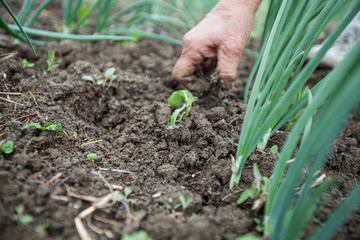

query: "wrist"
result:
(215, 0), (261, 15)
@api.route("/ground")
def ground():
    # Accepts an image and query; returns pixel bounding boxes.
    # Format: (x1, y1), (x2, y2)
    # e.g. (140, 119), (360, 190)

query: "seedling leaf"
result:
(22, 122), (44, 130)
(270, 145), (278, 156)
(82, 75), (95, 84)
(1, 140), (15, 154)
(179, 195), (193, 210)
(44, 123), (63, 132)
(236, 235), (262, 240)
(124, 187), (132, 198)
(105, 67), (115, 79)
(121, 230), (151, 240)
(237, 190), (250, 205)
(87, 153), (97, 161)
(114, 192), (126, 201)
(168, 90), (186, 107)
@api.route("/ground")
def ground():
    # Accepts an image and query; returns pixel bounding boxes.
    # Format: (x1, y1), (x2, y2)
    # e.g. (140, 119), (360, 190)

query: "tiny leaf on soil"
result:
(270, 145), (278, 156)
(82, 75), (95, 84)
(105, 67), (115, 79)
(124, 187), (132, 198)
(237, 190), (250, 205)
(1, 140), (15, 154)
(121, 230), (151, 240)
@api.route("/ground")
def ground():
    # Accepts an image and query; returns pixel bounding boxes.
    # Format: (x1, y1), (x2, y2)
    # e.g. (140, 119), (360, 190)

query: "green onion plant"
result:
(231, 0), (360, 239)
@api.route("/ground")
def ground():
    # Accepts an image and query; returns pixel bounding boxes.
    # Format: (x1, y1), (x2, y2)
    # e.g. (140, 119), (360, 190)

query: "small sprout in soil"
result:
(221, 98), (229, 107)
(237, 163), (270, 205)
(179, 195), (193, 210)
(87, 153), (97, 164)
(0, 140), (15, 158)
(168, 90), (198, 128)
(18, 58), (34, 68)
(164, 195), (192, 213)
(35, 223), (51, 232)
(164, 202), (181, 212)
(82, 67), (117, 90)
(12, 205), (33, 225)
(270, 145), (278, 156)
(12, 164), (24, 172)
(253, 217), (264, 232)
(22, 122), (76, 148)
(114, 187), (136, 204)
(121, 230), (151, 240)
(42, 51), (60, 74)
(22, 122), (64, 136)
(236, 234), (262, 240)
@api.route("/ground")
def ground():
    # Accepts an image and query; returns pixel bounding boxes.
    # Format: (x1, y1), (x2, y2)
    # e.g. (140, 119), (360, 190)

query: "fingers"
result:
(216, 41), (244, 88)
(172, 52), (202, 87)
(172, 34), (217, 86)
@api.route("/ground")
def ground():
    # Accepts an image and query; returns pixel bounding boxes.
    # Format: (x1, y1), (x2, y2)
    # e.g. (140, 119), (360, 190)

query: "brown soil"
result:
(0, 35), (359, 240)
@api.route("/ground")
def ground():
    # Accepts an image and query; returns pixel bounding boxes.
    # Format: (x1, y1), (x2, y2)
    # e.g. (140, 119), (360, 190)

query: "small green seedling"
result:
(87, 153), (97, 164)
(237, 163), (270, 205)
(221, 98), (229, 107)
(22, 122), (77, 148)
(236, 234), (262, 240)
(253, 218), (264, 232)
(179, 195), (193, 210)
(35, 223), (51, 232)
(42, 51), (60, 73)
(22, 122), (64, 135)
(121, 230), (151, 240)
(12, 205), (33, 225)
(270, 145), (278, 156)
(82, 67), (117, 90)
(18, 58), (34, 68)
(164, 195), (193, 212)
(114, 187), (136, 204)
(0, 140), (15, 158)
(168, 90), (198, 128)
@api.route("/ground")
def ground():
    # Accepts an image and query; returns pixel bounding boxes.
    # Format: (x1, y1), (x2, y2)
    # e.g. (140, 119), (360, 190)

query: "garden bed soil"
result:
(0, 36), (360, 240)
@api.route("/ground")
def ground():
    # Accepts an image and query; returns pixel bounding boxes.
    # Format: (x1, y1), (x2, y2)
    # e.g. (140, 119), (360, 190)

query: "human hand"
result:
(172, 0), (261, 88)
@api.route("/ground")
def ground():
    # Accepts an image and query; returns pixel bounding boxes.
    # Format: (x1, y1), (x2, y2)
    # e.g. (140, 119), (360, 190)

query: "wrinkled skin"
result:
(173, 0), (261, 88)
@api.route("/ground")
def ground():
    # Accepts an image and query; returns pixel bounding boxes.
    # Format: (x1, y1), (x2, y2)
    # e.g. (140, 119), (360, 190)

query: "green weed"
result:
(22, 122), (77, 148)
(42, 51), (60, 74)
(86, 153), (97, 164)
(168, 90), (197, 128)
(35, 223), (51, 232)
(12, 205), (33, 225)
(0, 140), (14, 158)
(221, 98), (229, 108)
(237, 163), (270, 206)
(114, 187), (136, 204)
(122, 230), (151, 240)
(269, 145), (278, 156)
(254, 217), (264, 232)
(82, 67), (117, 90)
(164, 194), (193, 212)
(18, 58), (34, 68)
